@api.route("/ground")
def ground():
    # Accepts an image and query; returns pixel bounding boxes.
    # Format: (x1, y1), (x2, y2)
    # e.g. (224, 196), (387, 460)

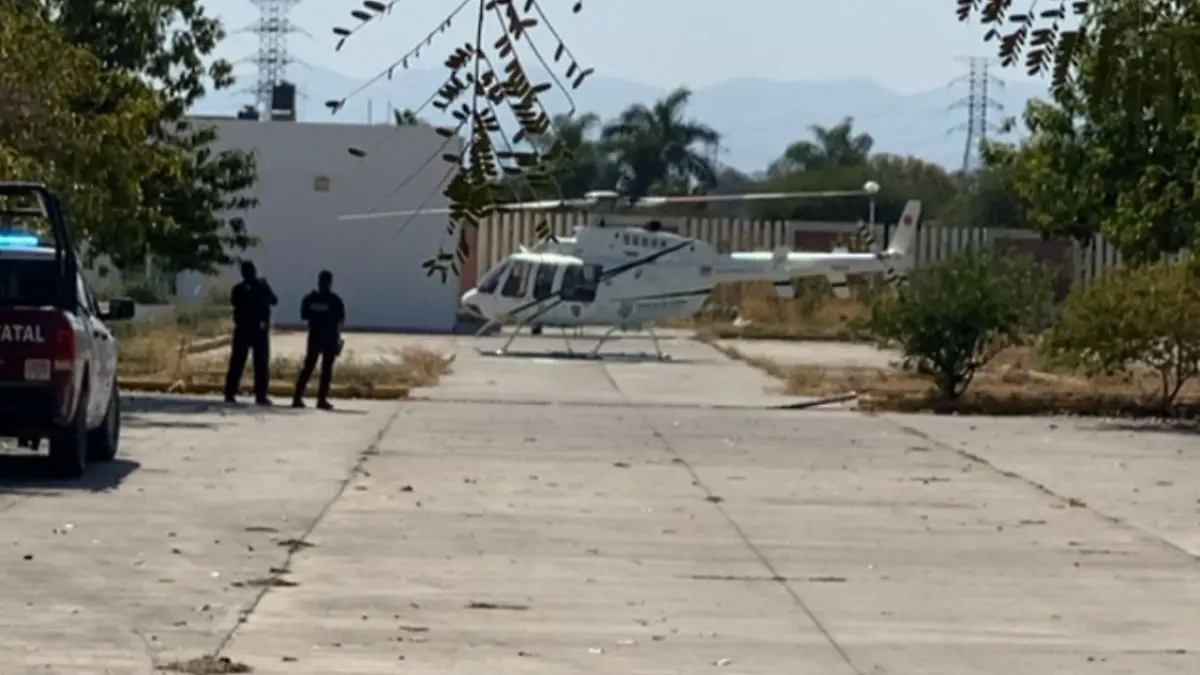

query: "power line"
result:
(947, 56), (1004, 171)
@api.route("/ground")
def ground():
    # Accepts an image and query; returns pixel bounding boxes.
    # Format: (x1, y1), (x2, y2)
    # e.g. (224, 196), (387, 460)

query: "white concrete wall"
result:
(176, 118), (463, 332)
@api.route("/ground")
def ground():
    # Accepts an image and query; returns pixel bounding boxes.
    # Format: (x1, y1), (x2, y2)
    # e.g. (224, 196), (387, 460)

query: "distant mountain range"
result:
(192, 65), (1051, 173)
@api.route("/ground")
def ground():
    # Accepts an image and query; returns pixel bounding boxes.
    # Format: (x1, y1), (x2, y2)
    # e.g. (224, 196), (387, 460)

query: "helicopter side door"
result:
(545, 262), (603, 324)
(559, 263), (603, 303)
(531, 263), (558, 302)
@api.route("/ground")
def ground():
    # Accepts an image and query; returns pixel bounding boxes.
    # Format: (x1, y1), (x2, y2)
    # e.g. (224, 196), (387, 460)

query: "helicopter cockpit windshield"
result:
(476, 259), (510, 295)
(474, 253), (602, 305)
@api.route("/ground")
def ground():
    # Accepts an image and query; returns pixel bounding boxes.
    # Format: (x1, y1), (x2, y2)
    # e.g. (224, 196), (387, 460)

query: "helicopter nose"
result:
(460, 288), (484, 318)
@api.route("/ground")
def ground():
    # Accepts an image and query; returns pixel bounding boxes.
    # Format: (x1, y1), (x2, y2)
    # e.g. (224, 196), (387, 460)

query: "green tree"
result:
(0, 3), (171, 249)
(996, 6), (1200, 263)
(768, 117), (874, 177)
(1045, 258), (1200, 411)
(753, 153), (958, 224)
(602, 87), (721, 198)
(32, 0), (260, 274)
(957, 0), (1200, 110)
(867, 248), (1053, 399)
(938, 140), (1030, 230)
(536, 113), (620, 197)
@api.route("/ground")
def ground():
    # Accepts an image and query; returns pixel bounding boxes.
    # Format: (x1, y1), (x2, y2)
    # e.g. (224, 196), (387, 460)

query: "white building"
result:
(176, 118), (464, 333)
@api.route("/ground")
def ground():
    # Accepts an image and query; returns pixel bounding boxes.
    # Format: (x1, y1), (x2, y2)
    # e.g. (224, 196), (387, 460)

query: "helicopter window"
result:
(532, 263), (556, 300)
(622, 234), (630, 245)
(476, 260), (508, 294)
(500, 261), (531, 298)
(560, 263), (602, 303)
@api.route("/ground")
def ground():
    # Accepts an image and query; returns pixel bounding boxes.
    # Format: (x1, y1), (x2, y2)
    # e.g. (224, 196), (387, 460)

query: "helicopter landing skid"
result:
(480, 325), (673, 362)
(476, 348), (674, 363)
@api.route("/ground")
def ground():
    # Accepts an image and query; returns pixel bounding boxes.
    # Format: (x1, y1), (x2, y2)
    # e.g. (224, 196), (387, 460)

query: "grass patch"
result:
(710, 340), (1200, 417)
(115, 304), (455, 395)
(115, 304), (233, 378)
(182, 345), (455, 391)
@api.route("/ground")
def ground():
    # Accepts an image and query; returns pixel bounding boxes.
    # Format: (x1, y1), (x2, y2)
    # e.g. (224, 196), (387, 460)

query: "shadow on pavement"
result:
(122, 393), (366, 430)
(475, 347), (701, 364)
(0, 457), (140, 495)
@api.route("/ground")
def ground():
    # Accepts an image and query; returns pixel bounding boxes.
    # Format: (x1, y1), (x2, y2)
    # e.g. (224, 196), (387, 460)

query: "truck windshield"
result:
(0, 259), (59, 307)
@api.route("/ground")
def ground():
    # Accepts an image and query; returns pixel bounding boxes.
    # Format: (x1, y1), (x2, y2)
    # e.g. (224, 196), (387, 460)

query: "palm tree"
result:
(601, 87), (721, 198)
(768, 117), (874, 177)
(525, 112), (620, 198)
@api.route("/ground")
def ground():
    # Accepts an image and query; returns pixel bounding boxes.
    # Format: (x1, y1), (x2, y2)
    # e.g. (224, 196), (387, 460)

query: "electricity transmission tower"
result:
(240, 0), (309, 116)
(948, 56), (1004, 171)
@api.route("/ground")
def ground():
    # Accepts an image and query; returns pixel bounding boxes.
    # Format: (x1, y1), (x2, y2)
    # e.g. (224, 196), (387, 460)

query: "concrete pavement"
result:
(0, 339), (1196, 674)
(0, 395), (399, 674)
(264, 329), (810, 407)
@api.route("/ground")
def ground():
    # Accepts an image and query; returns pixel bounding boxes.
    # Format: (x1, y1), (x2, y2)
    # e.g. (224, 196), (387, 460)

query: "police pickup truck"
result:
(0, 184), (135, 478)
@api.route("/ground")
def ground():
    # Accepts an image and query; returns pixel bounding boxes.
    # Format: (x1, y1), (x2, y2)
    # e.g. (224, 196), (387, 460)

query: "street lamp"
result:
(863, 181), (882, 248)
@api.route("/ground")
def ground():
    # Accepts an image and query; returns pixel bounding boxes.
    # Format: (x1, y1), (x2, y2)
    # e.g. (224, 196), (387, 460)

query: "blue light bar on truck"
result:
(0, 234), (40, 247)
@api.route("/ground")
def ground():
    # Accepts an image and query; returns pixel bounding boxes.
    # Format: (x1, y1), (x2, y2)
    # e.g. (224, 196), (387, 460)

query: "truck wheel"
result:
(49, 381), (89, 480)
(87, 381), (120, 462)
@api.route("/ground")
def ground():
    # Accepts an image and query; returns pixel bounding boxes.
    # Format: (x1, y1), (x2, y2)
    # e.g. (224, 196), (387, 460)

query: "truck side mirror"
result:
(100, 297), (136, 321)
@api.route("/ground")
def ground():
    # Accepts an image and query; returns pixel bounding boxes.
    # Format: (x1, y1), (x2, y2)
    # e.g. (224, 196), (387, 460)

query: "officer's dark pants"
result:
(224, 327), (270, 400)
(293, 334), (337, 402)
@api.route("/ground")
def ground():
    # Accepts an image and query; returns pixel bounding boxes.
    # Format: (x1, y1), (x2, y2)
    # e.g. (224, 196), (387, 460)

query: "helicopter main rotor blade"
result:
(339, 188), (868, 221)
(631, 189), (870, 207)
(338, 197), (593, 222)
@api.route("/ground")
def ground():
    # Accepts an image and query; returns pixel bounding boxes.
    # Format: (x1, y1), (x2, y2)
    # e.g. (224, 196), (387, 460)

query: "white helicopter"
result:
(340, 185), (921, 360)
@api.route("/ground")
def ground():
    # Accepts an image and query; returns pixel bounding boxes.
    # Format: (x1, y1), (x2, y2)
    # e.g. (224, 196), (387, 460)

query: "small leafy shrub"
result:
(1044, 258), (1200, 411)
(867, 247), (1052, 399)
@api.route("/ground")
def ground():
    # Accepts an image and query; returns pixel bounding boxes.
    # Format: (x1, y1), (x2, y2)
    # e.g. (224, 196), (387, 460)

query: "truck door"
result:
(77, 273), (113, 424)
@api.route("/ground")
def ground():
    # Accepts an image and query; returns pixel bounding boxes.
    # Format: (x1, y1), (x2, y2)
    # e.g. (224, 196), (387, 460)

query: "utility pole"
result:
(236, 0), (311, 118)
(947, 56), (1004, 171)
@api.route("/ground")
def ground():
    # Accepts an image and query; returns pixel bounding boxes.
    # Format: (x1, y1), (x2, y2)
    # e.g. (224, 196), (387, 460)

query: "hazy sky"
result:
(210, 0), (1050, 95)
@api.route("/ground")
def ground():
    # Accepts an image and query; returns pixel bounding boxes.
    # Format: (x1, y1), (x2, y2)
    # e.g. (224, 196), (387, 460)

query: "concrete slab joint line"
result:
(645, 421), (867, 675)
(883, 417), (1200, 564)
(208, 404), (405, 660)
(599, 361), (624, 400)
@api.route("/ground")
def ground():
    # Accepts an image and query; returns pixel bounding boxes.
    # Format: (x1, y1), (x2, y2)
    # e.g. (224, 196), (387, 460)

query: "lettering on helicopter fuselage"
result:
(570, 305), (581, 317)
(699, 266), (713, 277)
(831, 264), (849, 272)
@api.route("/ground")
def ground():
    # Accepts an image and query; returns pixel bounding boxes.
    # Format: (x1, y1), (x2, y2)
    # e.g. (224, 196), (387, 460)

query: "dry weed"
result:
(175, 345), (455, 391)
(158, 654), (251, 674)
(713, 341), (1200, 416)
(672, 280), (874, 341)
(116, 308), (233, 377)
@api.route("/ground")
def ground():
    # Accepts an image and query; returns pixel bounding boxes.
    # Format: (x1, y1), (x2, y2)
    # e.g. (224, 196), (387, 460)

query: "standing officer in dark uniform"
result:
(292, 270), (345, 410)
(224, 260), (278, 405)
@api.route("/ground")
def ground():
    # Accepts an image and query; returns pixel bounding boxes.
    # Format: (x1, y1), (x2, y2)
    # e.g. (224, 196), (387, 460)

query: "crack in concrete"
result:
(644, 419), (866, 675)
(208, 404), (406, 659)
(885, 418), (1200, 564)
